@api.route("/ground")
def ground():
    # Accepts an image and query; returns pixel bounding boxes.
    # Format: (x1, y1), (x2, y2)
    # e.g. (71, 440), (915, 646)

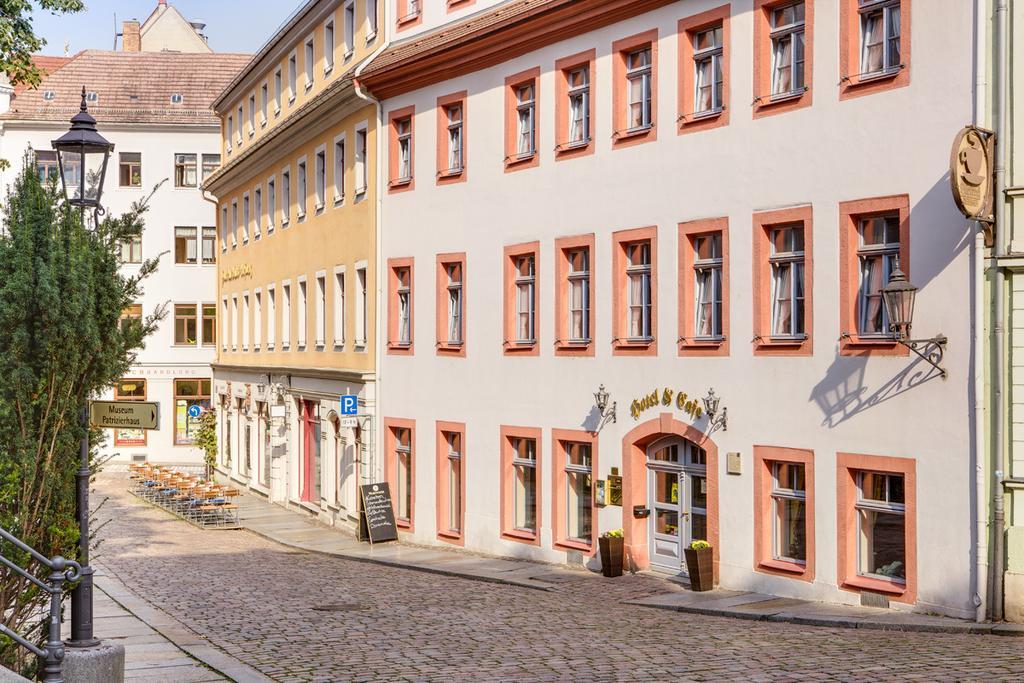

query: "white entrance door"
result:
(647, 437), (708, 573)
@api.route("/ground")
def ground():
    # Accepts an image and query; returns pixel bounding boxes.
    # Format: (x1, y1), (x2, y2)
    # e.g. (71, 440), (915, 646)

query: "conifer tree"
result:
(0, 151), (160, 674)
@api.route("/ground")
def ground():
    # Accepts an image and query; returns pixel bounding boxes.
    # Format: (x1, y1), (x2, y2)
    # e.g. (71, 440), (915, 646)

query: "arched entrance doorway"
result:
(622, 413), (719, 581)
(646, 436), (708, 573)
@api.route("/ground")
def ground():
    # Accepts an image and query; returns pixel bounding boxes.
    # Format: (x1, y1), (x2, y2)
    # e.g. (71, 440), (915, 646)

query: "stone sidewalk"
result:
(234, 487), (1024, 636)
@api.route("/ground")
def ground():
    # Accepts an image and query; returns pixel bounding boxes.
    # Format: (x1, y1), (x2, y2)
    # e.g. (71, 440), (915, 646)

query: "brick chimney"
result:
(122, 20), (141, 52)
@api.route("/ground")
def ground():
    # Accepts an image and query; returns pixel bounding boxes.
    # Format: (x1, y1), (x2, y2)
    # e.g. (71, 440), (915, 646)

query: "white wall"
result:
(0, 123), (220, 464)
(378, 0), (979, 618)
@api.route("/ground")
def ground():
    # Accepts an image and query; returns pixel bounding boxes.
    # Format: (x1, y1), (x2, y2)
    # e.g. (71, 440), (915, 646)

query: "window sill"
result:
(613, 124), (654, 142)
(679, 107), (725, 127)
(842, 574), (907, 596)
(281, 219), (290, 228)
(396, 519), (412, 530)
(844, 66), (903, 89)
(755, 87), (810, 115)
(502, 529), (539, 546)
(758, 558), (808, 576)
(355, 186), (367, 197)
(554, 538), (593, 554)
(344, 50), (354, 61)
(437, 530), (462, 542)
(334, 195), (345, 206)
(437, 341), (465, 354)
(437, 168), (464, 179)
(555, 139), (593, 159)
(389, 177), (413, 189)
(323, 65), (334, 77)
(841, 334), (898, 348)
(397, 11), (421, 26)
(755, 335), (808, 348)
(504, 152), (536, 168)
(365, 31), (377, 44)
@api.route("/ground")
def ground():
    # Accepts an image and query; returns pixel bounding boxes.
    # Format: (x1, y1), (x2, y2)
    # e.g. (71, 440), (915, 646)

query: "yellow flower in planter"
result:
(690, 540), (711, 550)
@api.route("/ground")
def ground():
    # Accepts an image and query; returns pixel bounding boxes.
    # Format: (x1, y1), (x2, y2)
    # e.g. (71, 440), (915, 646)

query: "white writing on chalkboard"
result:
(360, 483), (398, 544)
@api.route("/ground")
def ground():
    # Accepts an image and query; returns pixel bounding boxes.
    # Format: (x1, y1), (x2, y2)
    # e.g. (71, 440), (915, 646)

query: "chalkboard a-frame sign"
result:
(359, 483), (398, 544)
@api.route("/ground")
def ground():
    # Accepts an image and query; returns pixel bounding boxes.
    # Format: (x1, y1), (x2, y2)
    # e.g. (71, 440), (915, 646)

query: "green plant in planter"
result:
(602, 528), (624, 539)
(690, 539), (711, 550)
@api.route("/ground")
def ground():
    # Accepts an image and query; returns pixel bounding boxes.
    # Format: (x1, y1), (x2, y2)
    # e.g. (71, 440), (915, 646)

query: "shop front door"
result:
(646, 437), (708, 574)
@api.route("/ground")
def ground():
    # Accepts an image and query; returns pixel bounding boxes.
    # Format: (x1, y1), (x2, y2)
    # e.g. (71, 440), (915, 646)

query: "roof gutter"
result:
(352, 1), (391, 491)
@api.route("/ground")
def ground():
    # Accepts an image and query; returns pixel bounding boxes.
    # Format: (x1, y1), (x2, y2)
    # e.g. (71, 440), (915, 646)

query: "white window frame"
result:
(625, 47), (653, 131)
(567, 67), (590, 146)
(343, 1), (356, 58)
(770, 462), (807, 565)
(395, 117), (412, 182)
(355, 123), (368, 196)
(564, 441), (593, 544)
(260, 82), (269, 126)
(230, 200), (238, 248)
(324, 16), (336, 74)
(859, 0), (901, 77)
(267, 175), (276, 233)
(304, 35), (315, 91)
(514, 254), (536, 345)
(769, 2), (807, 98)
(274, 68), (283, 114)
(296, 157), (308, 219)
(221, 296), (229, 351)
(297, 276), (308, 349)
(281, 166), (292, 226)
(242, 192), (250, 243)
(769, 225), (805, 339)
(693, 25), (724, 116)
(515, 83), (536, 158)
(445, 104), (463, 173)
(314, 145), (327, 211)
(253, 186), (263, 239)
(395, 266), (412, 346)
(355, 263), (368, 348)
(220, 205), (228, 252)
(446, 262), (463, 345)
(253, 288), (263, 351)
(333, 266), (346, 347)
(855, 471), (906, 584)
(626, 242), (652, 341)
(266, 284), (277, 350)
(315, 271), (327, 348)
(693, 233), (724, 340)
(567, 248), (590, 343)
(231, 295), (239, 351)
(288, 50), (298, 104)
(512, 437), (538, 532)
(281, 281), (292, 350)
(365, 0), (378, 41)
(333, 133), (346, 204)
(856, 215), (900, 338)
(242, 291), (250, 351)
(248, 92), (256, 136)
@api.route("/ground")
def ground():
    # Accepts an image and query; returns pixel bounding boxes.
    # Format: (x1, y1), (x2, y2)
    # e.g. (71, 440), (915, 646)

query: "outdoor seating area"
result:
(128, 464), (241, 529)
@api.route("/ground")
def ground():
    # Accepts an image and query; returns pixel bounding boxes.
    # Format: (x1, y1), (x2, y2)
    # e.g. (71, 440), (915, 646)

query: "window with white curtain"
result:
(567, 248), (590, 343)
(856, 471), (906, 582)
(859, 0), (901, 75)
(515, 255), (536, 344)
(626, 48), (652, 130)
(857, 215), (899, 337)
(694, 233), (723, 339)
(445, 431), (462, 533)
(446, 105), (463, 172)
(694, 25), (724, 114)
(396, 267), (411, 345)
(626, 242), (652, 341)
(770, 2), (806, 97)
(771, 462), (807, 563)
(564, 442), (592, 543)
(769, 225), (805, 338)
(446, 263), (463, 344)
(394, 427), (412, 523)
(395, 118), (412, 181)
(516, 83), (536, 157)
(567, 67), (590, 145)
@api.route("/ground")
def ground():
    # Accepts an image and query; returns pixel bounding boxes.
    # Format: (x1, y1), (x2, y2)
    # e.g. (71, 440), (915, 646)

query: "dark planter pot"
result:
(599, 536), (624, 577)
(683, 546), (714, 591)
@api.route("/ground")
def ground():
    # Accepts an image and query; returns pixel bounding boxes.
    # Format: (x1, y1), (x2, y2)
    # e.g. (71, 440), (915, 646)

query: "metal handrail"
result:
(0, 526), (82, 682)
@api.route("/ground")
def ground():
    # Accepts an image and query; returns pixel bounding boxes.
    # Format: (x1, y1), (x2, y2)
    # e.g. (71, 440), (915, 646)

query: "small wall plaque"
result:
(726, 452), (742, 475)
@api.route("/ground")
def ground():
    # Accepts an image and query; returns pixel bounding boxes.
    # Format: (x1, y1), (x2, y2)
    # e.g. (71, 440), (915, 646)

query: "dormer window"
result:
(42, 91), (55, 101)
(86, 91), (98, 103)
(170, 93), (183, 104)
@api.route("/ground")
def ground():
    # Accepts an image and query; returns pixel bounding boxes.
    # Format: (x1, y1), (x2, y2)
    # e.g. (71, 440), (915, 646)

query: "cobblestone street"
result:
(93, 475), (1024, 682)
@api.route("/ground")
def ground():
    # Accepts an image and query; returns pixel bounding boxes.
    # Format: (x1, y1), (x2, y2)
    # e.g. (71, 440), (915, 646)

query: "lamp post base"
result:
(68, 566), (99, 648)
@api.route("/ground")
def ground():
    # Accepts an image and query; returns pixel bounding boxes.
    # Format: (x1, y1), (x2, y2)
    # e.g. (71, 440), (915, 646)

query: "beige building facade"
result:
(205, 0), (381, 529)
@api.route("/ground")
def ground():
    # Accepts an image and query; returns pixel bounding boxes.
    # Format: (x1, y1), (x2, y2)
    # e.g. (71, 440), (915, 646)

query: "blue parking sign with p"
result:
(341, 395), (358, 416)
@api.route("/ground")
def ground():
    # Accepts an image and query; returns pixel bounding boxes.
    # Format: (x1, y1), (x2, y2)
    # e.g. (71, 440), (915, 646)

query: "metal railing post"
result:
(41, 558), (69, 683)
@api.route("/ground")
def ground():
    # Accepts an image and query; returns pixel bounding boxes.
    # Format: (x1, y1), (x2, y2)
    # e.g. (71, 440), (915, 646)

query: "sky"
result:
(31, 0), (304, 56)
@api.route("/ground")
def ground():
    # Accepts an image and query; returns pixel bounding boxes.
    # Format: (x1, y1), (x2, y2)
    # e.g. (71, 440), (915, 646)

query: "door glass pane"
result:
(691, 513), (707, 543)
(655, 508), (679, 536)
(654, 470), (679, 505)
(690, 475), (707, 510)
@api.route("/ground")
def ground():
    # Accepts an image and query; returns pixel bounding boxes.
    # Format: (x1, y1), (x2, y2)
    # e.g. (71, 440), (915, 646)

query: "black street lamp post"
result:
(52, 87), (114, 649)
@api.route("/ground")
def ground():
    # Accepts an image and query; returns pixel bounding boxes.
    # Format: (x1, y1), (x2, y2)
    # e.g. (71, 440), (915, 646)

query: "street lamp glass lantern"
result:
(594, 385), (609, 413)
(882, 264), (917, 342)
(51, 87), (114, 210)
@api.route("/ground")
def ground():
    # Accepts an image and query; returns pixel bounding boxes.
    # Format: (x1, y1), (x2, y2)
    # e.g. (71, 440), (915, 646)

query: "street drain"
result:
(312, 604), (368, 612)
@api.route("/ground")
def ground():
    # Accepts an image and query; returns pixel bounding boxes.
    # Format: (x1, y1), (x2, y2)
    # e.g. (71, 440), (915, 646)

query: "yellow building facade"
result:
(205, 0), (380, 526)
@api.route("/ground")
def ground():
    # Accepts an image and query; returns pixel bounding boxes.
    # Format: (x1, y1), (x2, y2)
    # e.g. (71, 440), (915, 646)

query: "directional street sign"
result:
(89, 401), (160, 431)
(187, 404), (203, 419)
